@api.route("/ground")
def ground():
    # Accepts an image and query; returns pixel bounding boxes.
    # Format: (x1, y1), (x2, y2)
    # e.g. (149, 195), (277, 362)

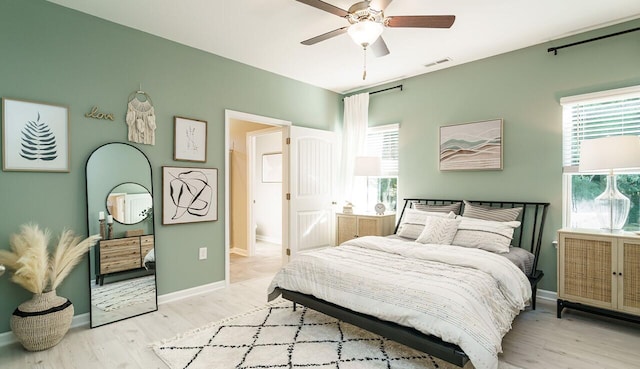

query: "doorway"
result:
(224, 110), (290, 285)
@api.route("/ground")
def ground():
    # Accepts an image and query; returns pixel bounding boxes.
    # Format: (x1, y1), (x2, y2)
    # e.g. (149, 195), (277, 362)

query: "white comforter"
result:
(267, 236), (531, 369)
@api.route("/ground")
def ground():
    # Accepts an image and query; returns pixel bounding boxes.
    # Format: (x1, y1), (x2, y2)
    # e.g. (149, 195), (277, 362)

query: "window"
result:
(366, 123), (399, 211)
(562, 85), (640, 230)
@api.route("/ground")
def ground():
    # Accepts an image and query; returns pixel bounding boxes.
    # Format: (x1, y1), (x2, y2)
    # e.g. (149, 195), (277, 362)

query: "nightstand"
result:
(336, 212), (396, 245)
(557, 228), (640, 323)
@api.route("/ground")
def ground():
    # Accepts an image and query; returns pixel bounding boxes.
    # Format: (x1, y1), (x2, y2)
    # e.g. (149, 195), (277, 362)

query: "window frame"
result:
(365, 123), (399, 211)
(561, 85), (640, 229)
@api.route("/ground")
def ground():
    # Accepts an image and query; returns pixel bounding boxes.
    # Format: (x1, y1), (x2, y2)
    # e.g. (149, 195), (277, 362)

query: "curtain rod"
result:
(343, 84), (403, 101)
(548, 26), (640, 55)
(369, 84), (403, 96)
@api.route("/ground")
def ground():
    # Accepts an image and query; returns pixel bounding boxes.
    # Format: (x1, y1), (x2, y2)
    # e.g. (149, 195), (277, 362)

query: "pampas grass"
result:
(0, 224), (100, 294)
(49, 230), (101, 291)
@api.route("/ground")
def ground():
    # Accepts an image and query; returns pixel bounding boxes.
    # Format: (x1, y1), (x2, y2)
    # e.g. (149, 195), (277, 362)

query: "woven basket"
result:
(10, 290), (74, 351)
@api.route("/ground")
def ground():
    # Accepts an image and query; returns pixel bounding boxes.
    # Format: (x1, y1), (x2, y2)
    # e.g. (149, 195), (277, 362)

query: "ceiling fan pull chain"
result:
(362, 46), (367, 80)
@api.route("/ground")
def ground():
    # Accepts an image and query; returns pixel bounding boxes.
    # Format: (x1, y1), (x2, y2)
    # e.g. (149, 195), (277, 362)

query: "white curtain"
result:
(339, 92), (369, 205)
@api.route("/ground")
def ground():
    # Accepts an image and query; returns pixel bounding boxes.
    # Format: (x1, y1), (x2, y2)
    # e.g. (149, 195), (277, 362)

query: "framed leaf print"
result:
(2, 98), (70, 172)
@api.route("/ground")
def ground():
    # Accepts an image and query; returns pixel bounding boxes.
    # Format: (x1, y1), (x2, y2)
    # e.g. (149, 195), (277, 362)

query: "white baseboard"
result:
(537, 288), (557, 302)
(0, 284), (558, 348)
(158, 280), (226, 305)
(0, 281), (227, 347)
(0, 331), (15, 348)
(230, 247), (248, 256)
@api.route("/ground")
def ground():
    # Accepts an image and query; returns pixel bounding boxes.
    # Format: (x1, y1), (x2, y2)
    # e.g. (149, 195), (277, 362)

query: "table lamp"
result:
(579, 135), (640, 230)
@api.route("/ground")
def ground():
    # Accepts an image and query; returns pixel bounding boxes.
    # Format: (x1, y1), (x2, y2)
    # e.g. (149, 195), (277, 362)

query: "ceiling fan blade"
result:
(301, 26), (349, 45)
(369, 0), (393, 11)
(295, 0), (349, 18)
(371, 36), (390, 57)
(386, 15), (455, 28)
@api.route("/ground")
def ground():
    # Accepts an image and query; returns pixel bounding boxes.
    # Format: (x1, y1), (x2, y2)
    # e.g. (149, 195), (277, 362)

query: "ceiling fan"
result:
(296, 0), (455, 58)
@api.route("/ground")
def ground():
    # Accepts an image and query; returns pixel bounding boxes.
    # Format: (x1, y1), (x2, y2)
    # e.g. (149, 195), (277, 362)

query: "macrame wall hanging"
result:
(126, 89), (156, 145)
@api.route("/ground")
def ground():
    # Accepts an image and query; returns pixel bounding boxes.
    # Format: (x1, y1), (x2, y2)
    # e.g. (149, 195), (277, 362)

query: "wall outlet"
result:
(199, 247), (207, 260)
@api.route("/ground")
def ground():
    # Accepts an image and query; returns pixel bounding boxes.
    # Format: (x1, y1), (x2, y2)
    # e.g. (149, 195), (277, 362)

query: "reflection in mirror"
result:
(86, 142), (157, 328)
(106, 182), (153, 224)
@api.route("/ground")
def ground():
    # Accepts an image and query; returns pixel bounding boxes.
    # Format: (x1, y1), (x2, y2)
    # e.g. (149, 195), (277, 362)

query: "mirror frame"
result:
(106, 182), (153, 225)
(85, 142), (157, 328)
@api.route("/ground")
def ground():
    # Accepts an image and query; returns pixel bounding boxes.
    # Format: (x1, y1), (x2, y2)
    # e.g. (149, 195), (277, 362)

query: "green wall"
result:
(0, 0), (340, 334)
(2, 0), (639, 336)
(361, 18), (640, 292)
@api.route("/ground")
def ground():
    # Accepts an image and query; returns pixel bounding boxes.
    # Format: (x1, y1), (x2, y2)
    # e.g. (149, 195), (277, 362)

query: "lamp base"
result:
(595, 175), (630, 230)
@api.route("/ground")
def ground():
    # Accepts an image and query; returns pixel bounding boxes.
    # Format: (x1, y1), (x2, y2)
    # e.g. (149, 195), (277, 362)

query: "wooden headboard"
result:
(396, 198), (550, 274)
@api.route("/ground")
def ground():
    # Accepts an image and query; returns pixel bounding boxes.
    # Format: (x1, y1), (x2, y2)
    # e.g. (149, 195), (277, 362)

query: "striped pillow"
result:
(412, 202), (462, 215)
(452, 216), (521, 253)
(461, 200), (522, 222)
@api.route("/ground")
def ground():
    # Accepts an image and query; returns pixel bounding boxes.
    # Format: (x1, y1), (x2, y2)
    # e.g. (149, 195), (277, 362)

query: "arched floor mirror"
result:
(86, 142), (157, 328)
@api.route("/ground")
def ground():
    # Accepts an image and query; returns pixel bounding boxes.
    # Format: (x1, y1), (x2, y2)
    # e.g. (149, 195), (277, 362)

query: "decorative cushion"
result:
(451, 216), (521, 253)
(396, 209), (456, 240)
(461, 200), (522, 222)
(412, 202), (462, 215)
(416, 216), (461, 245)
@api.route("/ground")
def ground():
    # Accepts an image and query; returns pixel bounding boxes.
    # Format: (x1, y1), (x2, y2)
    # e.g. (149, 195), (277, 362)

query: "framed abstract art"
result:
(162, 166), (218, 225)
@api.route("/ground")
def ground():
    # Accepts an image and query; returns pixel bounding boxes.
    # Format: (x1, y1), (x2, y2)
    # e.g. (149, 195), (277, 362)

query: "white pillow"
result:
(451, 216), (521, 253)
(416, 216), (461, 245)
(397, 209), (456, 240)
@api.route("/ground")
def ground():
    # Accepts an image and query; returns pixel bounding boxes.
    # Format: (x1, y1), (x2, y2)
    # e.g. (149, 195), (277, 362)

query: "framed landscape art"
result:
(162, 166), (218, 225)
(2, 98), (70, 172)
(439, 119), (503, 171)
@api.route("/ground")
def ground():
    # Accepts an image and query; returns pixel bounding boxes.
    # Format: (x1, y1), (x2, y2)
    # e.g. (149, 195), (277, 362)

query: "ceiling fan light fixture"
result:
(347, 20), (383, 47)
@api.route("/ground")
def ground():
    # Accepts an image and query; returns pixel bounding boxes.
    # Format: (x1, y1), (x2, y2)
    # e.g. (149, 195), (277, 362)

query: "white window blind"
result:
(366, 123), (399, 176)
(561, 85), (640, 172)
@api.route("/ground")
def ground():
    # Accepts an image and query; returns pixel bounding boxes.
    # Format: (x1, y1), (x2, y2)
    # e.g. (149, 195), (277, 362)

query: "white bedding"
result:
(267, 236), (531, 369)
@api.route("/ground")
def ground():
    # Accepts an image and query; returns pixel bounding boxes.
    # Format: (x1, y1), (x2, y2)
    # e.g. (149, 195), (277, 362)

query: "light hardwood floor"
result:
(1, 261), (639, 368)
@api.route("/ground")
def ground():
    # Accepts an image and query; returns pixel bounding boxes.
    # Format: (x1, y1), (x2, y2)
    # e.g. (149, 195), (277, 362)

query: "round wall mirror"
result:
(106, 182), (152, 224)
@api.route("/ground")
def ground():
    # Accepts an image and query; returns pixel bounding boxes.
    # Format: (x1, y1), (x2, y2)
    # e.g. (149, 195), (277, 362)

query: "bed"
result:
(268, 198), (549, 369)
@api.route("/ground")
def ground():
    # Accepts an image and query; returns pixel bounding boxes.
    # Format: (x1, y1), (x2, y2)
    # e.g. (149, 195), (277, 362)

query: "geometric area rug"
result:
(152, 301), (521, 369)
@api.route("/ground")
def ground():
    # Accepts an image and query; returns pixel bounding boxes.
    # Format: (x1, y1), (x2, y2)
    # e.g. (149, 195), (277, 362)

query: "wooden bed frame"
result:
(279, 198), (550, 368)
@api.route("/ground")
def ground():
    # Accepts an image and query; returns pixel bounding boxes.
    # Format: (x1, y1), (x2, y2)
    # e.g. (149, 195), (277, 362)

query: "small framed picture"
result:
(162, 166), (218, 225)
(262, 152), (282, 183)
(174, 116), (207, 162)
(439, 119), (503, 171)
(2, 98), (70, 172)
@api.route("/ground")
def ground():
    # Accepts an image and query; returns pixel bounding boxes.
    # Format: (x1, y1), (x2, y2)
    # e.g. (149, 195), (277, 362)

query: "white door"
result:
(284, 126), (337, 261)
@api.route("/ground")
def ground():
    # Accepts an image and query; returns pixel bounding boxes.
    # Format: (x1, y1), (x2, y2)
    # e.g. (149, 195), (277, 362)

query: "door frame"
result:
(246, 126), (283, 257)
(224, 110), (291, 286)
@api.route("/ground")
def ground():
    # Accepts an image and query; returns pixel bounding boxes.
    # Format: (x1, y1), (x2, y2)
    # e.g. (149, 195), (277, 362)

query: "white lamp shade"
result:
(579, 135), (640, 172)
(354, 156), (382, 176)
(348, 20), (383, 47)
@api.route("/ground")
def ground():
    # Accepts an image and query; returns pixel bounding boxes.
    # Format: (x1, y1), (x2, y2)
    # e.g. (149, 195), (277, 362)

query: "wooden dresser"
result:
(557, 229), (640, 322)
(96, 234), (154, 285)
(336, 212), (396, 245)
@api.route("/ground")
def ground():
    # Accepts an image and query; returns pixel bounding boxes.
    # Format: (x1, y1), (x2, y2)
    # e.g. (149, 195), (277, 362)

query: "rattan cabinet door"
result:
(336, 214), (357, 245)
(357, 216), (380, 237)
(619, 238), (640, 315)
(558, 233), (616, 310)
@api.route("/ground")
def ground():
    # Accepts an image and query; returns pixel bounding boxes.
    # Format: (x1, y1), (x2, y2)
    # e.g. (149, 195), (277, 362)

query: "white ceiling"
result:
(48, 0), (640, 94)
